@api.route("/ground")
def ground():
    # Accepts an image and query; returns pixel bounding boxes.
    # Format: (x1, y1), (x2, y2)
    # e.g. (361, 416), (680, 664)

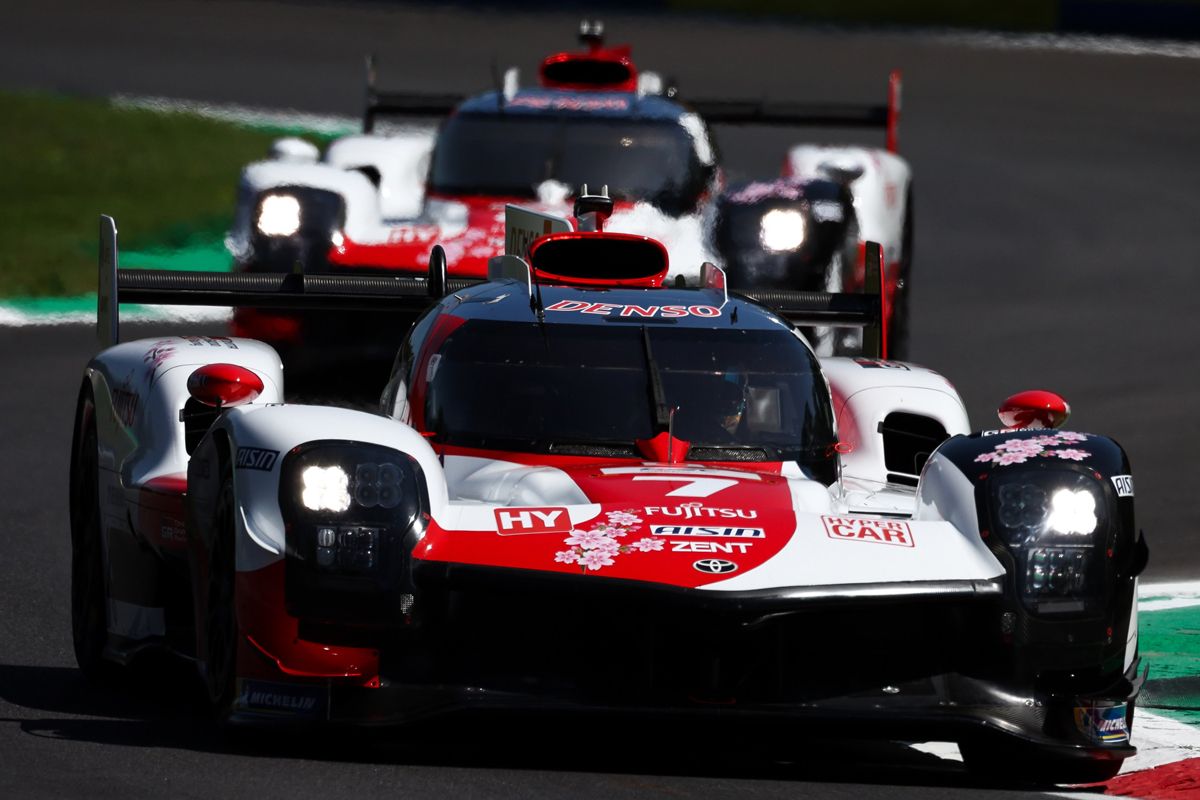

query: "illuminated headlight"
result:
(759, 208), (806, 253)
(301, 465), (351, 512)
(991, 472), (1107, 614)
(257, 193), (301, 236)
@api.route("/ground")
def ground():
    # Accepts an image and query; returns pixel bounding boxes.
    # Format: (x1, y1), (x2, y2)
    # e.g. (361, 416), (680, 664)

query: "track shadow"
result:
(0, 661), (1065, 792)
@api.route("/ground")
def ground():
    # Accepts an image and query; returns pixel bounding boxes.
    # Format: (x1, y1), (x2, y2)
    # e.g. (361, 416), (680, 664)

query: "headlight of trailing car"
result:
(990, 470), (1108, 616)
(280, 442), (428, 624)
(257, 193), (302, 237)
(759, 208), (807, 253)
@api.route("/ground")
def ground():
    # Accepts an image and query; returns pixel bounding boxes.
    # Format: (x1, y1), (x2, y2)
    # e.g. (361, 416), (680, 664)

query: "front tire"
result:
(203, 462), (239, 715)
(70, 385), (114, 682)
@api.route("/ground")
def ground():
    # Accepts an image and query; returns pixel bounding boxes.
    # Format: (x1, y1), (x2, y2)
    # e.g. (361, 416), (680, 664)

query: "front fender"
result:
(196, 404), (447, 574)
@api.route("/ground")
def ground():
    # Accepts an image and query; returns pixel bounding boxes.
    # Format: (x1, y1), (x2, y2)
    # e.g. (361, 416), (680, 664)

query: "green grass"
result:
(0, 91), (317, 297)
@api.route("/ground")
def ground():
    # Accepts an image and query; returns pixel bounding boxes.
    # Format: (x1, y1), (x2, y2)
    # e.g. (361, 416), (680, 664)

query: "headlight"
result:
(280, 442), (428, 625)
(759, 208), (806, 253)
(991, 471), (1108, 615)
(256, 193), (302, 236)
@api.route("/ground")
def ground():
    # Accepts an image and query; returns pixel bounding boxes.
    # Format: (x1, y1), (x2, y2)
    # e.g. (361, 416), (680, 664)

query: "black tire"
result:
(203, 460), (239, 715)
(960, 739), (1124, 786)
(69, 385), (116, 682)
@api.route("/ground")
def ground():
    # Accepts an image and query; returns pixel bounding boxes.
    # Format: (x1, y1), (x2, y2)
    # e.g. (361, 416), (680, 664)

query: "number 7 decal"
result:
(599, 466), (760, 498)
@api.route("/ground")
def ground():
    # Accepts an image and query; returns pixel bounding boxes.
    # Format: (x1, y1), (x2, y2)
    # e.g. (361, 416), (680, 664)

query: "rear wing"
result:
(689, 70), (902, 154)
(96, 216), (463, 348)
(97, 216), (887, 358)
(362, 54), (464, 133)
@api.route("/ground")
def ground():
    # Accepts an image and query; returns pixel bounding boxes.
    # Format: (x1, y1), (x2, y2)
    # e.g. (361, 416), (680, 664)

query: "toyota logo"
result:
(693, 558), (738, 574)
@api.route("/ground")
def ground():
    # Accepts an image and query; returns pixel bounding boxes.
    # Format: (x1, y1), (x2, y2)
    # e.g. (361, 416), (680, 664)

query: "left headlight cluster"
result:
(280, 442), (427, 624)
(256, 193), (302, 237)
(989, 470), (1109, 616)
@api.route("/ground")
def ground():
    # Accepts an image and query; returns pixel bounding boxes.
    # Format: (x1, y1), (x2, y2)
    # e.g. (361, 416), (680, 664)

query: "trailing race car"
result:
(74, 208), (1145, 786)
(229, 21), (912, 365)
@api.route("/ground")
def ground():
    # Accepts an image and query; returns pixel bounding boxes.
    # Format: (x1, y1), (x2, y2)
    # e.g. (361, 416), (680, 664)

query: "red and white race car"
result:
(74, 207), (1145, 785)
(228, 21), (912, 364)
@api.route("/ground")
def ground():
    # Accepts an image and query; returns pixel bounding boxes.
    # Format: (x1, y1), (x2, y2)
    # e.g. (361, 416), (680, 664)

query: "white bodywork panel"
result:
(820, 356), (970, 489)
(87, 336), (284, 489)
(324, 132), (435, 220)
(213, 404), (448, 572)
(786, 145), (912, 268)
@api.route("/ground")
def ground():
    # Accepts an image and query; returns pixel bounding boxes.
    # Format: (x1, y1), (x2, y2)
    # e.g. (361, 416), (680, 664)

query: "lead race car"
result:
(75, 206), (1145, 785)
(230, 21), (911, 364)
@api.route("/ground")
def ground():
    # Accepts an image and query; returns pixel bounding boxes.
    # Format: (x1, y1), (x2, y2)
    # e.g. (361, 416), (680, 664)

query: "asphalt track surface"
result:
(2, 2), (1199, 797)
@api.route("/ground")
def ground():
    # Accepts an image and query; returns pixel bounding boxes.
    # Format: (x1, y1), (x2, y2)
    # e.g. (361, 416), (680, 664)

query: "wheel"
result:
(887, 188), (913, 360)
(69, 385), (115, 682)
(960, 739), (1124, 786)
(203, 460), (239, 715)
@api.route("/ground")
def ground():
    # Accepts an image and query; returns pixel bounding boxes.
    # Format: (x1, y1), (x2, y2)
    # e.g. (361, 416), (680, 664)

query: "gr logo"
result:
(1111, 475), (1134, 498)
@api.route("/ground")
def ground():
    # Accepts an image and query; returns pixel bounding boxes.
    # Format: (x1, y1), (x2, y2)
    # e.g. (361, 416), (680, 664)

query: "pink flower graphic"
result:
(1054, 448), (1090, 461)
(997, 439), (1042, 453)
(606, 510), (642, 527)
(629, 537), (665, 552)
(555, 508), (661, 573)
(565, 529), (614, 550)
(1057, 432), (1089, 443)
(975, 452), (999, 463)
(580, 549), (616, 571)
(996, 451), (1033, 465)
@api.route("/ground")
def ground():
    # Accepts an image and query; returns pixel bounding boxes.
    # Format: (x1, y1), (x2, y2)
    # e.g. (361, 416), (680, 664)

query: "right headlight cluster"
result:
(280, 441), (427, 625)
(990, 470), (1109, 616)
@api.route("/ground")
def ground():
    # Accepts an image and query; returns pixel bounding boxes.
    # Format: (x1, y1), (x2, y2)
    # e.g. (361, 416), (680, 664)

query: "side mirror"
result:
(187, 364), (264, 408)
(997, 389), (1070, 430)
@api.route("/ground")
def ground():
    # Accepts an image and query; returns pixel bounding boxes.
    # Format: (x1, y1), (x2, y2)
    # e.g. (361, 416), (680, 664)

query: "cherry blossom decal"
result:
(975, 432), (1092, 466)
(553, 509), (663, 573)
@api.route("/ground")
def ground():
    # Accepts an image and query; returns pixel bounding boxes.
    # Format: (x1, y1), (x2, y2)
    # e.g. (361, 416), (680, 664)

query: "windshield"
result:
(428, 114), (711, 215)
(423, 320), (836, 461)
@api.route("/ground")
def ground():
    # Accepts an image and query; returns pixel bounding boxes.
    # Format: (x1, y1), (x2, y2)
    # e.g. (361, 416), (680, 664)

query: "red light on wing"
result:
(187, 363), (264, 408)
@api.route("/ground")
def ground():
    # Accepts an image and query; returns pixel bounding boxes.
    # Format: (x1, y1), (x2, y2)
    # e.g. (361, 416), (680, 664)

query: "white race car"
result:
(73, 207), (1146, 786)
(229, 21), (913, 363)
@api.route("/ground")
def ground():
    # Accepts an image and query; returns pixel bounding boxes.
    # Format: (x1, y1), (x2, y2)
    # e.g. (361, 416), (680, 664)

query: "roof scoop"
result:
(540, 20), (637, 91)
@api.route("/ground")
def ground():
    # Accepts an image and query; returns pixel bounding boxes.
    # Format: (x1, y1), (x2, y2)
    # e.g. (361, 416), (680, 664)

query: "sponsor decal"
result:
(644, 504), (758, 520)
(553, 509), (665, 573)
(672, 541), (753, 554)
(236, 447), (278, 471)
(1074, 703), (1129, 745)
(239, 680), (325, 719)
(1111, 474), (1135, 497)
(112, 386), (139, 427)
(160, 517), (187, 543)
(494, 507), (571, 536)
(508, 95), (631, 113)
(822, 516), (914, 548)
(854, 358), (909, 370)
(386, 225), (439, 246)
(651, 525), (764, 538)
(974, 432), (1091, 467)
(181, 335), (238, 349)
(693, 558), (738, 574)
(544, 300), (721, 319)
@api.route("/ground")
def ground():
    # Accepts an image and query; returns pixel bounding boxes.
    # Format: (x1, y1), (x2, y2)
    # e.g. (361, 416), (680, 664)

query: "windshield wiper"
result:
(641, 326), (672, 431)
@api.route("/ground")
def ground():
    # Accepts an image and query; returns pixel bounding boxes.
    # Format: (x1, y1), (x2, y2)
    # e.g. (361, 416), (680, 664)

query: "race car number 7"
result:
(599, 467), (761, 498)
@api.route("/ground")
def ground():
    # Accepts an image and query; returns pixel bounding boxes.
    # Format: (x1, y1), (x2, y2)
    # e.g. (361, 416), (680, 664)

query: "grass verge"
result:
(0, 91), (319, 297)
